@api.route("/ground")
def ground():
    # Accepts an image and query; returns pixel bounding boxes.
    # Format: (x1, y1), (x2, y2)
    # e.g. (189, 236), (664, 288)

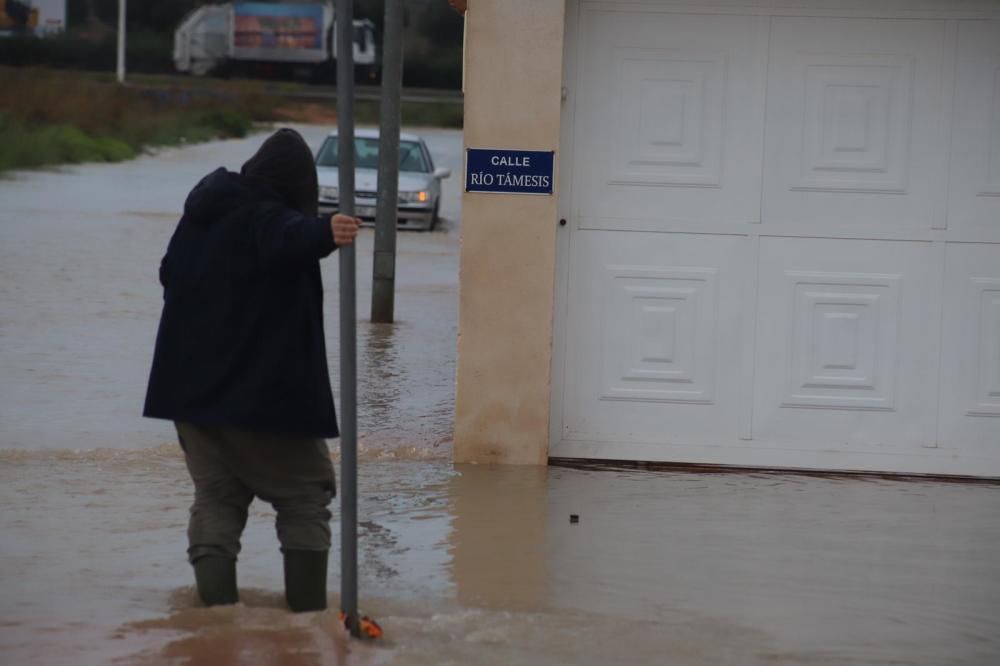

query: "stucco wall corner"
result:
(454, 0), (567, 465)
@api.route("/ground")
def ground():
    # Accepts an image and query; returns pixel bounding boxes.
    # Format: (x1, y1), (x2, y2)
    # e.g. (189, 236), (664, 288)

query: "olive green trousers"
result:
(175, 421), (336, 563)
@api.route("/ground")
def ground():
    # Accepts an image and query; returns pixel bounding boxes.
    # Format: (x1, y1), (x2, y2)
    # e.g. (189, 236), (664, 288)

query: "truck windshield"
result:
(316, 137), (429, 173)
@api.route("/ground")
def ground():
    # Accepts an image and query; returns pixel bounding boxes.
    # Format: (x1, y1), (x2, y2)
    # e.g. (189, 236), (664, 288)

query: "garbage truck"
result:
(0, 0), (37, 34)
(174, 1), (377, 81)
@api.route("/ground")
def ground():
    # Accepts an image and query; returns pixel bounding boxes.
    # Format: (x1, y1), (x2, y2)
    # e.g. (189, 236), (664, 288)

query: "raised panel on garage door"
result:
(762, 18), (949, 230)
(939, 244), (1000, 457)
(947, 20), (1000, 233)
(571, 9), (767, 231)
(753, 238), (941, 453)
(560, 232), (748, 450)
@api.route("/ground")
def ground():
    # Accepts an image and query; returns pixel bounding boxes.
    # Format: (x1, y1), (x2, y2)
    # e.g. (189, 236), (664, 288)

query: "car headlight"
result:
(319, 186), (338, 201)
(398, 190), (430, 204)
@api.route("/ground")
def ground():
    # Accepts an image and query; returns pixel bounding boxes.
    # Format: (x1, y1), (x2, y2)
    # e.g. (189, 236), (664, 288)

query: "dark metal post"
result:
(116, 0), (126, 83)
(371, 0), (403, 323)
(335, 0), (360, 639)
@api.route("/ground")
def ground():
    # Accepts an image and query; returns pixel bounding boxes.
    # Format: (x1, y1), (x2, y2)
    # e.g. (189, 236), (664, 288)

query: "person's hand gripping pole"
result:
(331, 214), (362, 247)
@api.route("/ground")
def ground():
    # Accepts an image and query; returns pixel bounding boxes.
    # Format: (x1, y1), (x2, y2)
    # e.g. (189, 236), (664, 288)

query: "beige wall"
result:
(454, 0), (566, 465)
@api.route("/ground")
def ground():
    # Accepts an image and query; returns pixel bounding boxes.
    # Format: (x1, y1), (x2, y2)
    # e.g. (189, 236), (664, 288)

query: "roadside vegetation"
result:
(0, 66), (277, 173)
(0, 0), (464, 172)
(0, 65), (462, 173)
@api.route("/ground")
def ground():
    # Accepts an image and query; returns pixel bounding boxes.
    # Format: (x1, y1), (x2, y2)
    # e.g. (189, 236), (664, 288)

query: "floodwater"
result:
(0, 124), (461, 456)
(2, 127), (1000, 665)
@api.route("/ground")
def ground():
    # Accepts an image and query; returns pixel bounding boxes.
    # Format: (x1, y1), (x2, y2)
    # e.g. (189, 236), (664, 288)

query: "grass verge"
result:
(0, 66), (276, 173)
(357, 100), (464, 129)
(0, 66), (463, 173)
(279, 99), (462, 128)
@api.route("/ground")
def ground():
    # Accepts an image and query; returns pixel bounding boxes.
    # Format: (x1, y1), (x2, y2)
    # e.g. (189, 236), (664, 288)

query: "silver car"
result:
(315, 129), (451, 231)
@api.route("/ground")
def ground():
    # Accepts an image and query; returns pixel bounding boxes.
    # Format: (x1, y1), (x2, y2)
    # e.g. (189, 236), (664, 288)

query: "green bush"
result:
(41, 125), (136, 163)
(0, 115), (136, 172)
(0, 67), (268, 172)
(197, 109), (252, 138)
(349, 100), (462, 129)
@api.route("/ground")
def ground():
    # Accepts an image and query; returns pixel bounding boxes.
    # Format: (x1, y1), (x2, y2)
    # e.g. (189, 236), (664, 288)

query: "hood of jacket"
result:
(240, 127), (319, 217)
(182, 168), (263, 226)
(182, 128), (318, 226)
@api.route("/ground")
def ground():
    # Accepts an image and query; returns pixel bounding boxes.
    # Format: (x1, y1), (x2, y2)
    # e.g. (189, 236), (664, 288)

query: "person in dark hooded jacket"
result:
(143, 128), (361, 612)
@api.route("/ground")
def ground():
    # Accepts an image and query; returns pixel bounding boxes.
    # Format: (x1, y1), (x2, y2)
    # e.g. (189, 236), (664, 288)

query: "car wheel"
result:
(428, 201), (440, 231)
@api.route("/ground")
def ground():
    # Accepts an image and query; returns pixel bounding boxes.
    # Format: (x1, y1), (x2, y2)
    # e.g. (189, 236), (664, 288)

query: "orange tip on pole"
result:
(340, 611), (384, 640)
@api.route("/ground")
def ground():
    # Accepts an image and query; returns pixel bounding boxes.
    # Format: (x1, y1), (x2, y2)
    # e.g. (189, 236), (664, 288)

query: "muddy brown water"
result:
(2, 128), (999, 665)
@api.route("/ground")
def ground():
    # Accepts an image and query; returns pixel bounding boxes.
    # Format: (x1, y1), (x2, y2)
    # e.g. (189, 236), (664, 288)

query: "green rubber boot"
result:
(283, 549), (329, 612)
(192, 556), (239, 606)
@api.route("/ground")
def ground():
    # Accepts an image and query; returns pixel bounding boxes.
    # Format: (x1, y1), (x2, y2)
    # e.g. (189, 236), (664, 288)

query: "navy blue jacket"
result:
(143, 168), (339, 438)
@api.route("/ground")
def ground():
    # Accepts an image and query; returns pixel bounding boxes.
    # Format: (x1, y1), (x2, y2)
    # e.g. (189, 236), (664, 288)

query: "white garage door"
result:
(552, 1), (1000, 476)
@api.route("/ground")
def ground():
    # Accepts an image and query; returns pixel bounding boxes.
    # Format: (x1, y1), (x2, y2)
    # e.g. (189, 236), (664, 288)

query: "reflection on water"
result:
(347, 319), (455, 459)
(1, 454), (998, 665)
(361, 324), (403, 431)
(447, 465), (550, 612)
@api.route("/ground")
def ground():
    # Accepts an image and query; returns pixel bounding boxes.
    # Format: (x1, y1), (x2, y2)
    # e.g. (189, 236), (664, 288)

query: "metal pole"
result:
(371, 0), (403, 323)
(116, 0), (126, 83)
(335, 0), (360, 640)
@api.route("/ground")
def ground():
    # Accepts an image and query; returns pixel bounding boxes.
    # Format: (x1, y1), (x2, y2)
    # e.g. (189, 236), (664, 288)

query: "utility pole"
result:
(335, 0), (360, 641)
(116, 0), (126, 83)
(371, 0), (403, 323)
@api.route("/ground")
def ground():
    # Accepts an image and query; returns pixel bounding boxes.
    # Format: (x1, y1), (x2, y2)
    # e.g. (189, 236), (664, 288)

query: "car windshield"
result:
(315, 137), (429, 173)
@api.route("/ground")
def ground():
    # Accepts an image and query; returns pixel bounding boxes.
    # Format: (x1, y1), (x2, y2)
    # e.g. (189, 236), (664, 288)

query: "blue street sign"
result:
(465, 149), (555, 195)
